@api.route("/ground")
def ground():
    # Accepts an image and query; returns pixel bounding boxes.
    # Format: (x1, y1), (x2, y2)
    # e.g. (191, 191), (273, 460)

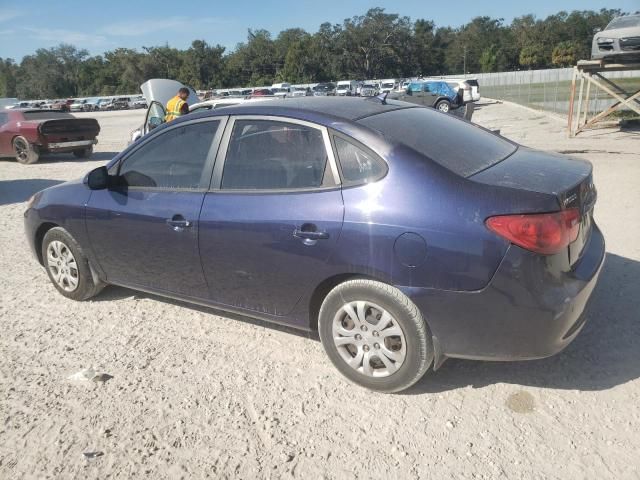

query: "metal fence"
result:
(444, 68), (640, 116)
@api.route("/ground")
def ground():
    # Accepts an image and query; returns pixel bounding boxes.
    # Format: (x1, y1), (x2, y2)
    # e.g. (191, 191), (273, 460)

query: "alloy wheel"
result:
(437, 102), (450, 113)
(332, 300), (407, 377)
(46, 240), (79, 292)
(14, 139), (28, 162)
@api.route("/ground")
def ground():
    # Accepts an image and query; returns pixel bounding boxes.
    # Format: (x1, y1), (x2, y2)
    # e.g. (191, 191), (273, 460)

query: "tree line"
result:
(0, 7), (629, 99)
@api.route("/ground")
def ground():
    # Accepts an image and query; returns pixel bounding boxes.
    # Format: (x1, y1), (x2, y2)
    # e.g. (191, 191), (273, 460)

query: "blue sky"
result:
(0, 0), (637, 61)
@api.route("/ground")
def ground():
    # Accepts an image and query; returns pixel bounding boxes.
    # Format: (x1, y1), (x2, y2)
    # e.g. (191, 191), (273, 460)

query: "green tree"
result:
(0, 58), (18, 97)
(552, 41), (582, 67)
(519, 45), (546, 69)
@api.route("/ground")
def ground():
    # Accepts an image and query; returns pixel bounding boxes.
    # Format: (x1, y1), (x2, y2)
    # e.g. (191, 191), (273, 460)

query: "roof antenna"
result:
(368, 92), (388, 105)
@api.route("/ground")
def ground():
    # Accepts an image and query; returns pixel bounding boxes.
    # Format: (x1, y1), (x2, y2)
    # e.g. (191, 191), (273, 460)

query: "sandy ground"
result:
(1, 103), (639, 479)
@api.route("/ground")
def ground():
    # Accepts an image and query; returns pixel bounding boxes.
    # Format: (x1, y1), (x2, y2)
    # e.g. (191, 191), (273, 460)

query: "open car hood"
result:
(140, 79), (199, 108)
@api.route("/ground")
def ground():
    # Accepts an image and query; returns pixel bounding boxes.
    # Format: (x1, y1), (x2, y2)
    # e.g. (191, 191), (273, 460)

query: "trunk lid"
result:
(36, 118), (100, 138)
(471, 147), (597, 264)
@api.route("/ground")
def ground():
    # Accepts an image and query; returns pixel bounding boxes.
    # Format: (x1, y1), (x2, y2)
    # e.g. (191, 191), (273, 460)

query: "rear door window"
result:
(221, 119), (329, 190)
(359, 107), (516, 177)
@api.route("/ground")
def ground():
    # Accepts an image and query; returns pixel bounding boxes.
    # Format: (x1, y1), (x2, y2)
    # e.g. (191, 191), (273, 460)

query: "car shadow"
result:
(90, 252), (639, 393)
(93, 285), (319, 341)
(405, 252), (640, 394)
(0, 179), (64, 206)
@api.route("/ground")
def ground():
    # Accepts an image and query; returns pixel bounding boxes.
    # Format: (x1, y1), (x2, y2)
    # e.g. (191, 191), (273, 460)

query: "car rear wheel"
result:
(42, 227), (105, 301)
(73, 146), (93, 159)
(318, 279), (433, 393)
(435, 100), (451, 113)
(13, 136), (39, 164)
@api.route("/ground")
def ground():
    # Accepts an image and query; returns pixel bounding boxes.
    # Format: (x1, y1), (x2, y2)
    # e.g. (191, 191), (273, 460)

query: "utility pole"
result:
(463, 45), (467, 76)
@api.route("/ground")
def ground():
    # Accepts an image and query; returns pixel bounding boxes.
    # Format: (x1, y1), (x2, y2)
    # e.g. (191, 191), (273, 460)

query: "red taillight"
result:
(486, 209), (580, 255)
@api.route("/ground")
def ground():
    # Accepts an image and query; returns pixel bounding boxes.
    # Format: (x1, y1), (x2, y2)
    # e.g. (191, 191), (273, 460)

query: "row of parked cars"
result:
(5, 96), (148, 112)
(203, 77), (481, 104)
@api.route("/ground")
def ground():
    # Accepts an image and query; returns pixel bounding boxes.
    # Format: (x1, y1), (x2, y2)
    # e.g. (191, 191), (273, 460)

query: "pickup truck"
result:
(0, 109), (100, 164)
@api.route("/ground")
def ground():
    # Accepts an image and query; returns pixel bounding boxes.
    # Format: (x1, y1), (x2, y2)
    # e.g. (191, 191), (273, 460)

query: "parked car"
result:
(592, 14), (640, 62)
(465, 78), (481, 102)
(0, 109), (99, 164)
(24, 97), (604, 392)
(379, 79), (397, 93)
(228, 89), (252, 97)
(271, 87), (290, 98)
(336, 80), (357, 96)
(312, 83), (336, 96)
(272, 83), (291, 96)
(251, 88), (274, 96)
(289, 86), (312, 97)
(6, 101), (32, 109)
(69, 99), (89, 112)
(111, 97), (132, 110)
(51, 99), (74, 112)
(439, 78), (474, 103)
(390, 81), (462, 113)
(359, 83), (379, 97)
(83, 98), (103, 111)
(98, 99), (114, 111)
(130, 97), (148, 109)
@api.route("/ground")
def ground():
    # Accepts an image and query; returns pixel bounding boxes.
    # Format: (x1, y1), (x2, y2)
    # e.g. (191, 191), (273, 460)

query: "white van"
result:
(271, 83), (291, 97)
(336, 80), (357, 96)
(379, 79), (397, 93)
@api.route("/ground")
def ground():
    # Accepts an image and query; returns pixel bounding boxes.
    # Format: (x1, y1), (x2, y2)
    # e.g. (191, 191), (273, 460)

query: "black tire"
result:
(42, 227), (105, 301)
(73, 146), (93, 159)
(13, 136), (39, 164)
(435, 100), (451, 113)
(318, 279), (433, 393)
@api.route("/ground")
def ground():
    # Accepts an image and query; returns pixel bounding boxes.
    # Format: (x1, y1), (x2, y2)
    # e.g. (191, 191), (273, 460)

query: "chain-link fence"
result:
(445, 68), (640, 117)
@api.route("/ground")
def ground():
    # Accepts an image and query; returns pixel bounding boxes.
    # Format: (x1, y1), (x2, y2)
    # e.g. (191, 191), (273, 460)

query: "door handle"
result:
(166, 215), (192, 231)
(293, 224), (330, 241)
(294, 230), (329, 240)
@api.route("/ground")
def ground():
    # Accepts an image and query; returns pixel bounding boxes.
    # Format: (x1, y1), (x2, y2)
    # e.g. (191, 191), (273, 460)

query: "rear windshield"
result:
(466, 79), (479, 87)
(359, 107), (517, 177)
(23, 111), (75, 120)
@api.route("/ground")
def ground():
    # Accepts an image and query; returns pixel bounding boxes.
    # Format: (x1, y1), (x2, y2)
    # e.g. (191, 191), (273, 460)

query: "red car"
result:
(0, 109), (100, 164)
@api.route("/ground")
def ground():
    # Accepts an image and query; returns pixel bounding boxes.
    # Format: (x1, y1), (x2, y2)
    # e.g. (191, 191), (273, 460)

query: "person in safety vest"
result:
(165, 87), (190, 122)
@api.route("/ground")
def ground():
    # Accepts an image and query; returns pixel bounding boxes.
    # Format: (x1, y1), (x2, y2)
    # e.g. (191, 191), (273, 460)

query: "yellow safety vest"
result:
(165, 96), (186, 122)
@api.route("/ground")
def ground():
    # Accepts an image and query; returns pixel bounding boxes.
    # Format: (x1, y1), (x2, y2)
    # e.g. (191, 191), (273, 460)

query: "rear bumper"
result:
(44, 139), (97, 152)
(401, 224), (606, 361)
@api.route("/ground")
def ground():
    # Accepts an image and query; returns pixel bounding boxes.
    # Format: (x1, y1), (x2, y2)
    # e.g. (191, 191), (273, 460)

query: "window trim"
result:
(210, 115), (341, 193)
(329, 130), (389, 188)
(113, 116), (228, 192)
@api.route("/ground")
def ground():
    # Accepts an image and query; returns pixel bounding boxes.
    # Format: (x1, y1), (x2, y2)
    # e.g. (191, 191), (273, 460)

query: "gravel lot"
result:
(1, 103), (639, 479)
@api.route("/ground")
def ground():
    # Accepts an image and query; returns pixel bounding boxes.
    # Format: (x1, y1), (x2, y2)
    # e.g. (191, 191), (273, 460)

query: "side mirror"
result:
(87, 166), (109, 190)
(593, 27), (602, 34)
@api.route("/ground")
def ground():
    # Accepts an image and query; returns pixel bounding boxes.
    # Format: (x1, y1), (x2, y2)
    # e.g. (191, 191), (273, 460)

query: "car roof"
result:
(188, 97), (415, 123)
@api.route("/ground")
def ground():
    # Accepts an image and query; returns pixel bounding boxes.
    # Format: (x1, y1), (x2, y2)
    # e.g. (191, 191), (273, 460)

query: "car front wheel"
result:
(42, 227), (105, 301)
(318, 279), (433, 393)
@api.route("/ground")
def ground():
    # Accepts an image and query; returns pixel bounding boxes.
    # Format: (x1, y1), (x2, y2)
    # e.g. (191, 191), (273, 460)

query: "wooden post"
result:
(575, 74), (584, 136)
(582, 73), (592, 127)
(568, 67), (578, 137)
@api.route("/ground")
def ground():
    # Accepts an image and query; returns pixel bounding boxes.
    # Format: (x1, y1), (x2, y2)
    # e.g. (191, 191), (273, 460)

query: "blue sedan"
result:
(24, 97), (605, 392)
